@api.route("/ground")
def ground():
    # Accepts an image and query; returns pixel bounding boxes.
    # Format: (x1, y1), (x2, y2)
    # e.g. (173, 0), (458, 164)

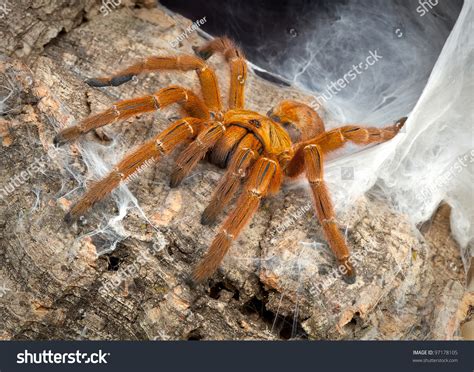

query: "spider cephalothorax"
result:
(54, 37), (406, 283)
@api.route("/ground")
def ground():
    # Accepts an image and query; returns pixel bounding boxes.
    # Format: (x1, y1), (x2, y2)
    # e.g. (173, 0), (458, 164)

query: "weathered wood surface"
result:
(0, 1), (470, 340)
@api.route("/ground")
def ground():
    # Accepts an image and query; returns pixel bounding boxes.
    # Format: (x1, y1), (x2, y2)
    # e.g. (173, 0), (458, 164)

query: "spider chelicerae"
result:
(54, 37), (406, 283)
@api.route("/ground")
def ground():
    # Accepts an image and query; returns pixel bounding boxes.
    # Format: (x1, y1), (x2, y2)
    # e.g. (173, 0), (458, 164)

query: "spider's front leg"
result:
(84, 55), (222, 112)
(194, 37), (247, 109)
(53, 86), (209, 146)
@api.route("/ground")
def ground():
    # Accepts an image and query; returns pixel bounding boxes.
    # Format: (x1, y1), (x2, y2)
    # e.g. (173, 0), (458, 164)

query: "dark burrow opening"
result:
(208, 280), (240, 301)
(186, 329), (203, 341)
(241, 296), (308, 340)
(106, 256), (121, 271)
(343, 311), (362, 334)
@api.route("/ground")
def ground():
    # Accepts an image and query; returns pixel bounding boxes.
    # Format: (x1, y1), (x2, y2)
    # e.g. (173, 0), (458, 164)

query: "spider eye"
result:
(249, 119), (261, 128)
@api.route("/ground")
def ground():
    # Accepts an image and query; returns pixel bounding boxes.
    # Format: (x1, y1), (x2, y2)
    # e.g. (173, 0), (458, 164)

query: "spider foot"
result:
(169, 174), (182, 189)
(338, 258), (357, 285)
(192, 45), (212, 60)
(395, 116), (408, 131)
(342, 270), (357, 285)
(64, 211), (75, 226)
(184, 274), (200, 288)
(200, 208), (217, 226)
(85, 74), (134, 87)
(64, 208), (87, 226)
(53, 126), (82, 146)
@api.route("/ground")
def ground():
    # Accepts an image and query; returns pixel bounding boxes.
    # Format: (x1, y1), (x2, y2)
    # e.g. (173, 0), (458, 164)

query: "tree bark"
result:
(0, 1), (470, 340)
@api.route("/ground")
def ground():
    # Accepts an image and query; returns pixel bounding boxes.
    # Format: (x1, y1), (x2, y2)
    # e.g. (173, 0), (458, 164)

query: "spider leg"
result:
(54, 86), (209, 146)
(208, 125), (248, 168)
(316, 117), (408, 154)
(64, 117), (203, 223)
(194, 37), (247, 109)
(302, 144), (356, 284)
(193, 156), (282, 282)
(169, 121), (227, 187)
(286, 117), (407, 177)
(338, 117), (407, 145)
(85, 55), (222, 112)
(201, 133), (261, 225)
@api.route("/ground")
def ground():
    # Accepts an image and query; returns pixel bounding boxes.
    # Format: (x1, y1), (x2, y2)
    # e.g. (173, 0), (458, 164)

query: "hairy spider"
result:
(54, 37), (406, 284)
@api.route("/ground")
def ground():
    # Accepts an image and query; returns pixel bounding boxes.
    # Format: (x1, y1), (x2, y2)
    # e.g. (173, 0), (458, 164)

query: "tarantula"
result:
(54, 37), (406, 283)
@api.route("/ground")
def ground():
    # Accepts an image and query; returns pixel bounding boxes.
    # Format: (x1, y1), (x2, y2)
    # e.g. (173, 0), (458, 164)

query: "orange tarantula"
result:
(54, 37), (406, 284)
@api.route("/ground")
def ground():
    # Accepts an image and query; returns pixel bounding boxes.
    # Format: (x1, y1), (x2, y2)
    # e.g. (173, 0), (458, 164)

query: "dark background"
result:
(161, 0), (463, 123)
